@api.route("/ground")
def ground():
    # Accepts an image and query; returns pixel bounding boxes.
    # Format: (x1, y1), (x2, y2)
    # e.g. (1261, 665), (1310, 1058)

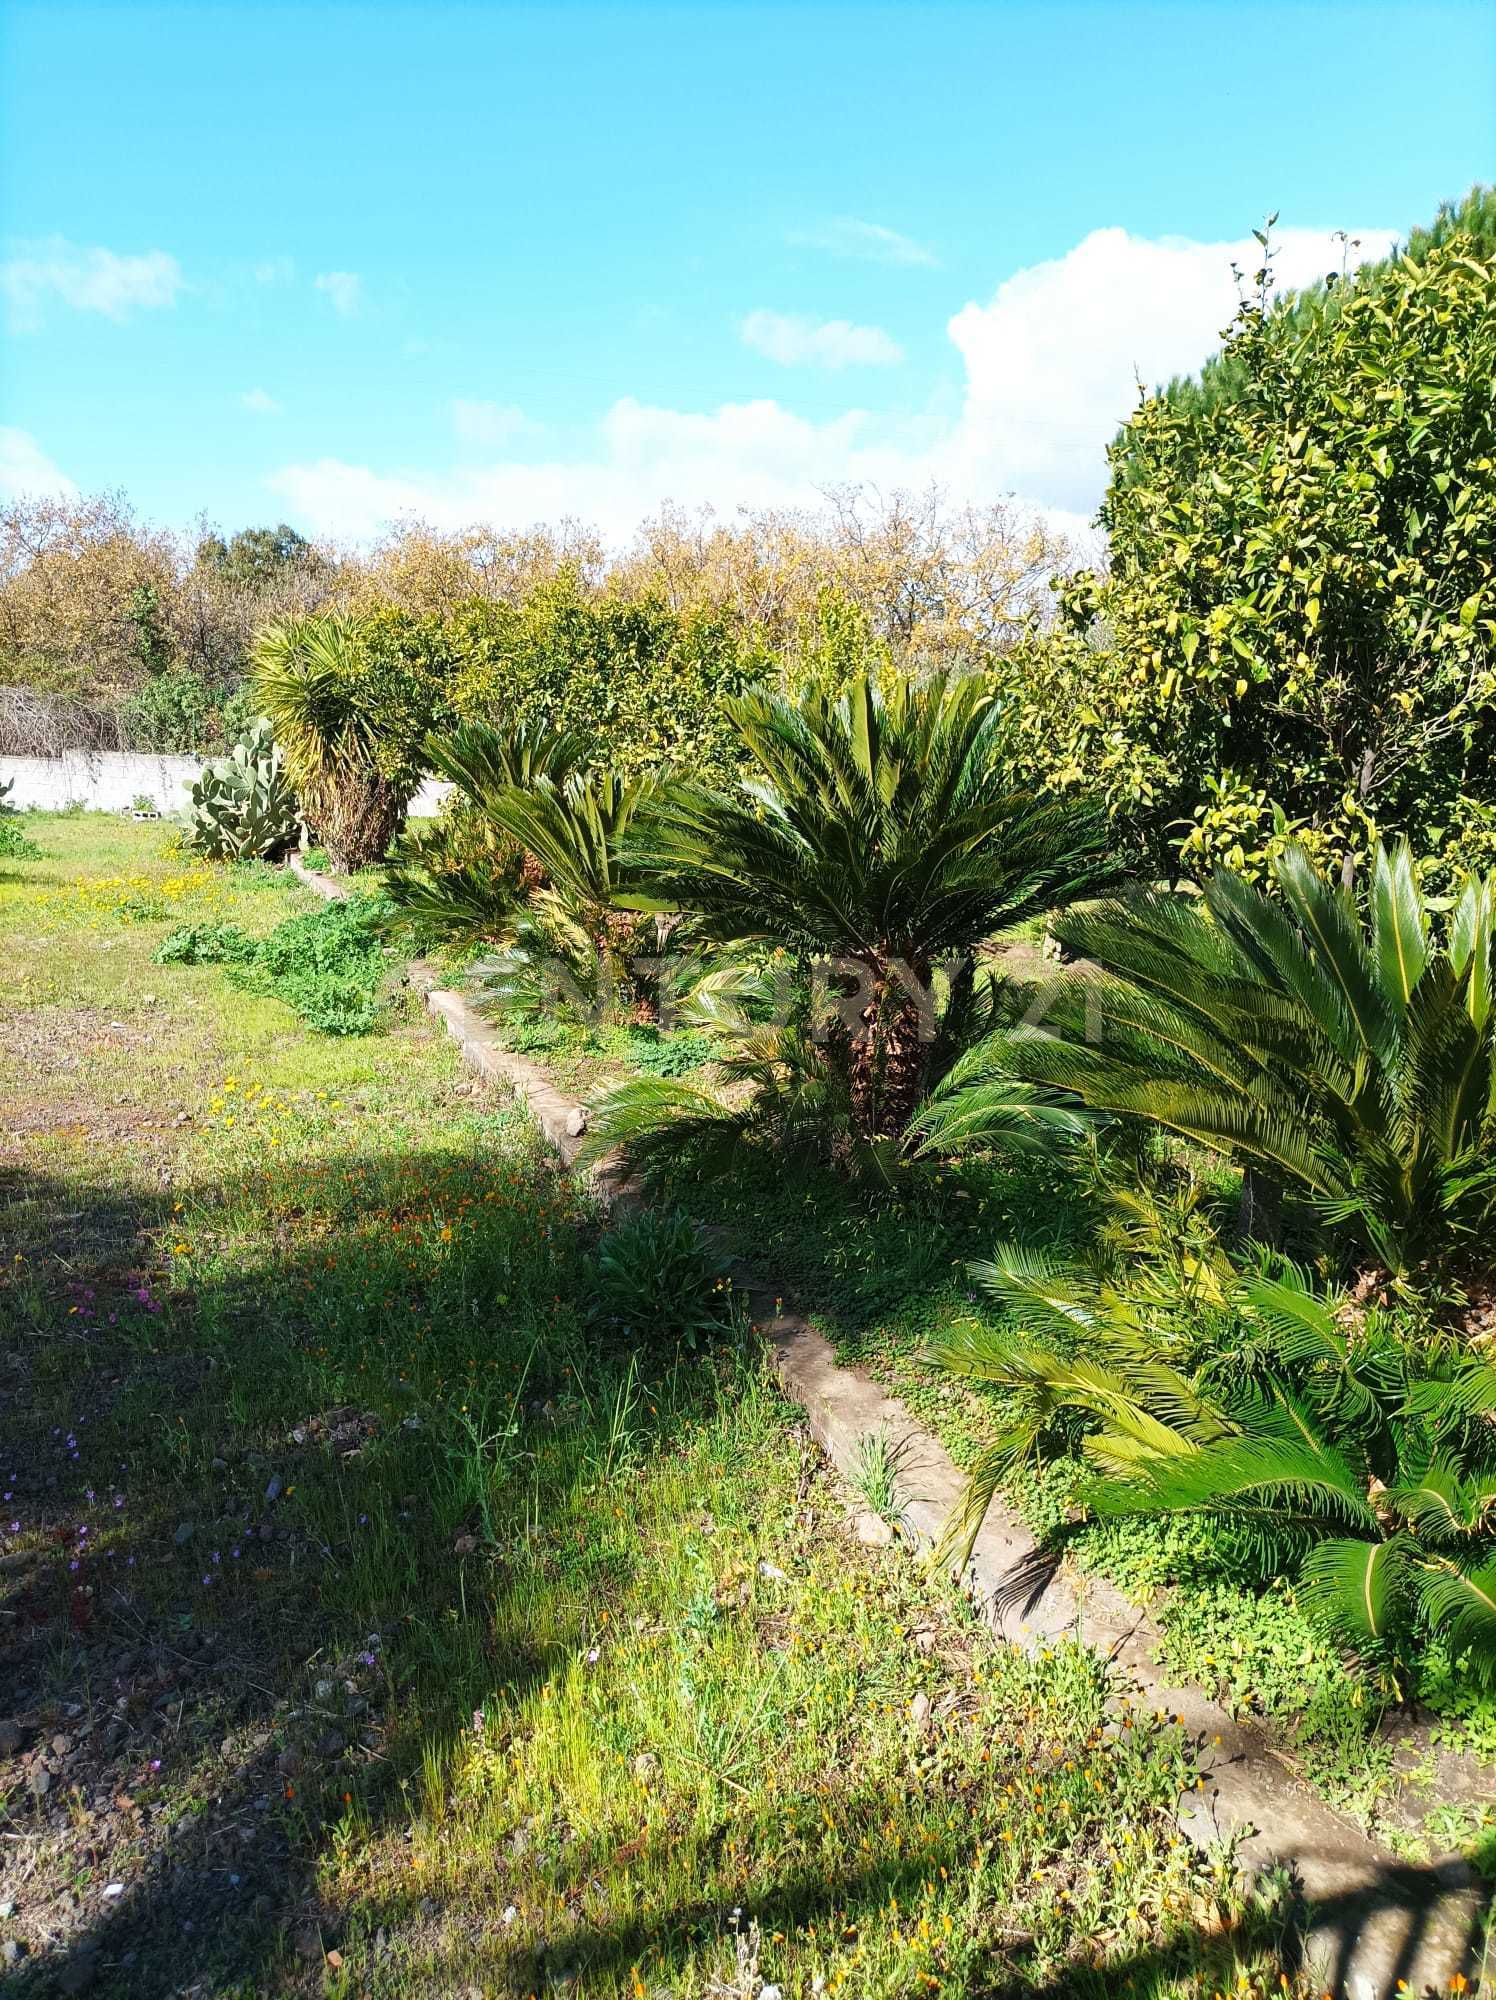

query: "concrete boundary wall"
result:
(0, 750), (201, 814)
(1, 752), (450, 818)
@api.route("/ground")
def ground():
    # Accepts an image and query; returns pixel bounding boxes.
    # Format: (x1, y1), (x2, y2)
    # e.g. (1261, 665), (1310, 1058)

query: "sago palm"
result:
(581, 970), (1086, 1190)
(253, 614), (408, 871)
(624, 670), (1109, 1137)
(951, 840), (1496, 1274)
(466, 765), (667, 1029)
(385, 719), (590, 944)
(935, 1250), (1496, 1683)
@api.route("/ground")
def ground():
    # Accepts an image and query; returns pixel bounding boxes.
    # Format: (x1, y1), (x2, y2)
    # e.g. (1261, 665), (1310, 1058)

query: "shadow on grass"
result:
(1, 1146), (651, 1995)
(4, 1152), (1491, 2000)
(301, 1820), (1492, 1997)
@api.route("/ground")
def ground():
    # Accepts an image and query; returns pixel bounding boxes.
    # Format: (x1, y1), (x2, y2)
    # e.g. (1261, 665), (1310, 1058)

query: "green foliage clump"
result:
(0, 778), (40, 859)
(444, 578), (775, 786)
(196, 521), (318, 591)
(0, 819), (40, 859)
(1135, 186), (1496, 448)
(121, 666), (224, 753)
(154, 921), (259, 966)
(625, 1026), (716, 1076)
(156, 896), (392, 1035)
(1008, 216), (1496, 881)
(252, 613), (455, 870)
(960, 839), (1496, 1276)
(180, 718), (303, 861)
(592, 1208), (735, 1350)
(936, 1222), (1496, 1691)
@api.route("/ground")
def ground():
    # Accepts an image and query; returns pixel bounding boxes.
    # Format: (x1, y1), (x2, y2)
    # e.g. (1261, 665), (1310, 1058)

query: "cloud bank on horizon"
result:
(265, 223), (1395, 547)
(2, 222), (1396, 545)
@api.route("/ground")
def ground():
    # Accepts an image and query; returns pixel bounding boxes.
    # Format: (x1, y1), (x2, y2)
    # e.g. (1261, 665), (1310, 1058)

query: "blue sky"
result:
(2, 0), (1492, 544)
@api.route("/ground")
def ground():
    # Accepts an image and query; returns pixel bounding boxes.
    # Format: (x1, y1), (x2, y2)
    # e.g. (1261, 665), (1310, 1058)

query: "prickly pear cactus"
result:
(181, 718), (304, 861)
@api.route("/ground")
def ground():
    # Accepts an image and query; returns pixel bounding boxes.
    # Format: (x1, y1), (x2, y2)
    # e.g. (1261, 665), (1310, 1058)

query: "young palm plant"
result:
(934, 1247), (1496, 1684)
(615, 670), (1108, 1141)
(945, 840), (1496, 1275)
(465, 765), (668, 1029)
(393, 715), (709, 1028)
(253, 614), (411, 871)
(386, 719), (595, 947)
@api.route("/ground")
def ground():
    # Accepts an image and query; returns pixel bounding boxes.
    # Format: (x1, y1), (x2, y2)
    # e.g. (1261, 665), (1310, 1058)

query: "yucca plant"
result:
(947, 840), (1496, 1275)
(935, 1249), (1496, 1684)
(623, 671), (1109, 1138)
(252, 615), (413, 871)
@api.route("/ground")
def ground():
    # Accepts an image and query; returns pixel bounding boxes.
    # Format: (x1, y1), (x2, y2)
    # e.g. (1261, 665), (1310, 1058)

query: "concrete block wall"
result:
(0, 751), (450, 818)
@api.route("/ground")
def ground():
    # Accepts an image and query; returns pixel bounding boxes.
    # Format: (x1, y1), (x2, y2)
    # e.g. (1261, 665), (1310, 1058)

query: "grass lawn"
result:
(0, 816), (1398, 1996)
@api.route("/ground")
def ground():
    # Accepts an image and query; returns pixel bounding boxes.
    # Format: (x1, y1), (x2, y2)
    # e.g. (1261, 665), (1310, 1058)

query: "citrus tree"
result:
(1009, 221), (1496, 883)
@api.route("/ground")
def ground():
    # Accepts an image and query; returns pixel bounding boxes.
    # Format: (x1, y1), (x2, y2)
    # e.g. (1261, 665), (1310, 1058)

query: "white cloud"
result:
(741, 310), (903, 369)
(1, 237), (183, 331)
(253, 257), (295, 286)
(452, 400), (535, 447)
(239, 387), (282, 415)
(269, 222), (1394, 546)
(0, 427), (77, 500)
(789, 218), (939, 268)
(314, 270), (363, 316)
(271, 398), (896, 545)
(935, 223), (1399, 514)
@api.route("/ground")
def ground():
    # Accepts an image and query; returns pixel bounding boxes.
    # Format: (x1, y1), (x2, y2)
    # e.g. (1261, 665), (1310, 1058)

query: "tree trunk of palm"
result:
(307, 773), (406, 872)
(1236, 1166), (1281, 1247)
(849, 964), (931, 1138)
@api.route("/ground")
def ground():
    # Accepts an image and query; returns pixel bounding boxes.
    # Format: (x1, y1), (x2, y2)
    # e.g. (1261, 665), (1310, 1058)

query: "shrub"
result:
(444, 581), (773, 786)
(383, 719), (583, 947)
(0, 778), (39, 859)
(1004, 222), (1496, 881)
(121, 667), (223, 753)
(0, 818), (40, 859)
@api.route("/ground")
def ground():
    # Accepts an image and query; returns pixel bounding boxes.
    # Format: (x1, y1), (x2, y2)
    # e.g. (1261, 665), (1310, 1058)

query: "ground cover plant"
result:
(155, 895), (397, 1036)
(0, 816), (1352, 1998)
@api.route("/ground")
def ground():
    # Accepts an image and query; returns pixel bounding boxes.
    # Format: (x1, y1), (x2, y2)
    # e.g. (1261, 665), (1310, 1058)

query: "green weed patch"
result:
(156, 895), (394, 1035)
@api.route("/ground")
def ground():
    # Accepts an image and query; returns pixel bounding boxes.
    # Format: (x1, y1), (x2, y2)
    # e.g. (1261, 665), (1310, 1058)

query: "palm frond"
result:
(1415, 1555), (1496, 1684)
(424, 717), (588, 799)
(1297, 1534), (1409, 1645)
(1370, 839), (1429, 1011)
(577, 1075), (752, 1178)
(1089, 1409), (1378, 1533)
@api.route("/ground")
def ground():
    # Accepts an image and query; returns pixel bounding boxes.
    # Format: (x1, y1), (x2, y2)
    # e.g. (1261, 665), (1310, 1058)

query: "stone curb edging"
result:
(287, 863), (1491, 1996)
(287, 852), (351, 901)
